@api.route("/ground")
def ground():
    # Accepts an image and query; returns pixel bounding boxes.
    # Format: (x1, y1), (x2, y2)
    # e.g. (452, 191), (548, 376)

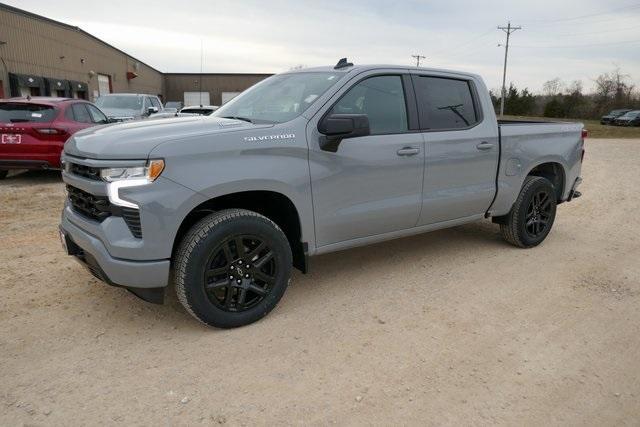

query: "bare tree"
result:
(542, 78), (563, 97)
(566, 80), (583, 95)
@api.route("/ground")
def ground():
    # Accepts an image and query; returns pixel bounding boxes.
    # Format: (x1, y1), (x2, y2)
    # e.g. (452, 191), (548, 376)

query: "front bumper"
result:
(60, 216), (170, 289)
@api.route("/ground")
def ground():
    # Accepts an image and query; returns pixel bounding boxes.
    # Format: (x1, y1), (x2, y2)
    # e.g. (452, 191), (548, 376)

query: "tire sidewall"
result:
(180, 214), (292, 328)
(516, 178), (557, 247)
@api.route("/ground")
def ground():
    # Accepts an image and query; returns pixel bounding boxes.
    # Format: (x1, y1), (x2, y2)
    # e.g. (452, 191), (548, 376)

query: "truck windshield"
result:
(96, 96), (143, 111)
(213, 72), (342, 124)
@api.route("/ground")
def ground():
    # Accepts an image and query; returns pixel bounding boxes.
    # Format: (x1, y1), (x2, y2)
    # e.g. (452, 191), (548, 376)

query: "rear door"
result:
(412, 74), (499, 225)
(308, 72), (424, 247)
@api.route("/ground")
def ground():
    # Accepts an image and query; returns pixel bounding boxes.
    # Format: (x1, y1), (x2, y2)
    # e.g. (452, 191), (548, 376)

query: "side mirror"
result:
(147, 106), (159, 115)
(317, 114), (370, 152)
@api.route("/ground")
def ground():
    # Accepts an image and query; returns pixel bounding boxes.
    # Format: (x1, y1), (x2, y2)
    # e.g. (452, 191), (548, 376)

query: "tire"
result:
(174, 209), (292, 328)
(0, 170), (7, 180)
(500, 176), (557, 248)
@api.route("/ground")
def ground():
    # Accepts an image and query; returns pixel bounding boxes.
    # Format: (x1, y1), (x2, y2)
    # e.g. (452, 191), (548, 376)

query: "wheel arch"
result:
(172, 189), (308, 274)
(525, 161), (566, 202)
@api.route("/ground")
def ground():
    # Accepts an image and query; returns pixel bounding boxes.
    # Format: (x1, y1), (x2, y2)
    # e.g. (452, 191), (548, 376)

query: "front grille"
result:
(121, 207), (142, 238)
(69, 163), (101, 180)
(67, 185), (111, 221)
(67, 185), (143, 239)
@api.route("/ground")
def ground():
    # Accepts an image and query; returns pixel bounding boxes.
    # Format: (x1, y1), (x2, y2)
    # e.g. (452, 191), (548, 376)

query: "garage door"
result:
(98, 74), (111, 95)
(184, 92), (210, 107)
(221, 92), (241, 105)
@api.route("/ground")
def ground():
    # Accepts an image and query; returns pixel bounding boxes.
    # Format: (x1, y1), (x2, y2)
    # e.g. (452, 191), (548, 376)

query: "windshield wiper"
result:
(221, 116), (253, 123)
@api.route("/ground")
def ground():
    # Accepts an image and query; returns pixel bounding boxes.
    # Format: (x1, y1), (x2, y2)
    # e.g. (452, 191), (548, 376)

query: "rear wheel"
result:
(174, 209), (292, 328)
(500, 176), (557, 248)
(0, 170), (7, 180)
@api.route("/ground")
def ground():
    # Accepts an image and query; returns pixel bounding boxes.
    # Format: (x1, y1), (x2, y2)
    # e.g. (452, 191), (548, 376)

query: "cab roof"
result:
(286, 63), (480, 81)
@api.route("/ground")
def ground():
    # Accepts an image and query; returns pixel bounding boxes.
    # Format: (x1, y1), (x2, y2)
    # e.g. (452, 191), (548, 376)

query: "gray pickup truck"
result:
(59, 60), (585, 328)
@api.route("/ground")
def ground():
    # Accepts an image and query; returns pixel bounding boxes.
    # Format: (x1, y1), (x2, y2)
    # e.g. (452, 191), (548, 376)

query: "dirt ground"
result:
(1, 138), (639, 426)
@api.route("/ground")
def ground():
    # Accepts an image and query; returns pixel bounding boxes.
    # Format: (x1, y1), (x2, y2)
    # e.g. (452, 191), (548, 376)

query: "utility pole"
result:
(497, 22), (521, 117)
(411, 54), (426, 67)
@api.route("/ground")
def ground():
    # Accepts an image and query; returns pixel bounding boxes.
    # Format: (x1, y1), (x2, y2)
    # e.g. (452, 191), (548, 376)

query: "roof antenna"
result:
(334, 58), (353, 69)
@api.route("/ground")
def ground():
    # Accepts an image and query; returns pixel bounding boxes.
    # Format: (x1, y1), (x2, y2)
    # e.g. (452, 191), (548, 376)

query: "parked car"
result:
(600, 109), (631, 125)
(0, 97), (109, 178)
(613, 110), (640, 126)
(95, 93), (164, 122)
(164, 101), (183, 110)
(59, 61), (585, 328)
(179, 105), (219, 116)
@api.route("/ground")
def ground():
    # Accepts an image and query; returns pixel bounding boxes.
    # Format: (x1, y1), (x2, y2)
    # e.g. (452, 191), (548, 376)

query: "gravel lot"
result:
(1, 138), (639, 425)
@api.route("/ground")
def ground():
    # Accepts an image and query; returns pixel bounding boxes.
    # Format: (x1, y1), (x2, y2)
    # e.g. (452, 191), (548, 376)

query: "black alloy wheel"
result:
(174, 209), (292, 328)
(499, 176), (558, 248)
(524, 190), (553, 239)
(204, 235), (276, 312)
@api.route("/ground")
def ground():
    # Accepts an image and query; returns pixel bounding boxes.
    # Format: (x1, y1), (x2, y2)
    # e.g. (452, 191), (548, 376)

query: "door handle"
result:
(476, 142), (494, 151)
(397, 147), (420, 156)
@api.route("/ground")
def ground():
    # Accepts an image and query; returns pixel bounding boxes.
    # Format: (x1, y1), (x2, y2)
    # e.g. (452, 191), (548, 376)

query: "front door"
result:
(309, 73), (424, 247)
(411, 74), (499, 225)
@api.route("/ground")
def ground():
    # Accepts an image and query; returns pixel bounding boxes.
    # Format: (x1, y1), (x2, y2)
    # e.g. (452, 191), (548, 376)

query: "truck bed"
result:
(488, 119), (584, 217)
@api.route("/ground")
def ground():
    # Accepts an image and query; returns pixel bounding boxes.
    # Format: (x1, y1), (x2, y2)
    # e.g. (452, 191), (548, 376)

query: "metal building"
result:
(0, 3), (271, 104)
(164, 73), (272, 106)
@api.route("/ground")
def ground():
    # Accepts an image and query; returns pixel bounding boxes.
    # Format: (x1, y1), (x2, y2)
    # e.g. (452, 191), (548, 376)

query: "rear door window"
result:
(71, 104), (92, 123)
(413, 76), (479, 130)
(0, 103), (57, 123)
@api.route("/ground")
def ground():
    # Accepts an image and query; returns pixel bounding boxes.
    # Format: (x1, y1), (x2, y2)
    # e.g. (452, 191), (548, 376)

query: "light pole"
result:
(411, 54), (426, 67)
(497, 22), (521, 117)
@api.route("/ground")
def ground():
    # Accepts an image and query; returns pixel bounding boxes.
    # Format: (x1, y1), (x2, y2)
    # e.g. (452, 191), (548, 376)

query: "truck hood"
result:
(64, 116), (257, 159)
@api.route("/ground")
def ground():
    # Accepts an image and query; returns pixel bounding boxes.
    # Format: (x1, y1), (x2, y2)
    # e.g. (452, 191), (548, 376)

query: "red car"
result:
(0, 97), (110, 179)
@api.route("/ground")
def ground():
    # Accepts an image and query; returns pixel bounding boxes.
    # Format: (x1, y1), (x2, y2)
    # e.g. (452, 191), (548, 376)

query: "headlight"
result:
(103, 159), (164, 209)
(101, 159), (164, 183)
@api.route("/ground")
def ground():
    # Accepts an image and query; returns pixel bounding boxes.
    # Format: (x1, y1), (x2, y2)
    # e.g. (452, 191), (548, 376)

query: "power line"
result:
(411, 54), (426, 67)
(527, 23), (640, 38)
(520, 3), (640, 24)
(497, 22), (522, 117)
(429, 27), (495, 58)
(511, 38), (640, 49)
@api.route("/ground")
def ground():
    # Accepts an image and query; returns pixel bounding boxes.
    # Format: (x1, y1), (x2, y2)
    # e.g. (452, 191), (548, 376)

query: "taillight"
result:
(36, 128), (63, 135)
(33, 128), (68, 141)
(581, 129), (588, 139)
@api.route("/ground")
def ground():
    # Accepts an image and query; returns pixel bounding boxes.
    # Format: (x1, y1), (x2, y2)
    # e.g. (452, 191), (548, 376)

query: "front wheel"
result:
(174, 209), (292, 328)
(500, 176), (557, 248)
(0, 170), (7, 180)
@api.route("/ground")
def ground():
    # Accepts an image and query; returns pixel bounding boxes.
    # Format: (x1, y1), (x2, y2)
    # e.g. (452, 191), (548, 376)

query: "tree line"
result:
(490, 68), (640, 119)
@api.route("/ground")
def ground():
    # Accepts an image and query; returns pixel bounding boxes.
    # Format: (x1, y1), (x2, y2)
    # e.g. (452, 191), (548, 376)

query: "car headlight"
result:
(100, 159), (164, 183)
(102, 159), (164, 209)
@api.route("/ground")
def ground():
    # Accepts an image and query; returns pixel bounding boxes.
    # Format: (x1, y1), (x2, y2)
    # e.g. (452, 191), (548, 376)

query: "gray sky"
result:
(8, 0), (640, 93)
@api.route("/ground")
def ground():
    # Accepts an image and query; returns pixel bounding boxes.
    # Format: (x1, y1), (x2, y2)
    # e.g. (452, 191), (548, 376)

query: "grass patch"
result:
(503, 115), (640, 139)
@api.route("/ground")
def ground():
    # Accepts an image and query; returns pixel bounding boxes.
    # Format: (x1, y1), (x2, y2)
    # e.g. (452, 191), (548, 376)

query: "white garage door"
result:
(97, 74), (111, 95)
(221, 92), (241, 105)
(183, 92), (210, 107)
